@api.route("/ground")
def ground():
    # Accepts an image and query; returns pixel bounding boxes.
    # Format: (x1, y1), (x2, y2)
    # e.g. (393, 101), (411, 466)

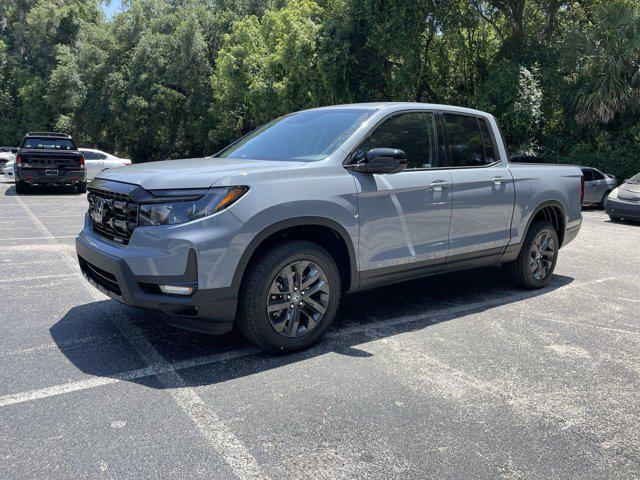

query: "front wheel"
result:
(237, 240), (341, 353)
(504, 219), (559, 289)
(598, 191), (610, 209)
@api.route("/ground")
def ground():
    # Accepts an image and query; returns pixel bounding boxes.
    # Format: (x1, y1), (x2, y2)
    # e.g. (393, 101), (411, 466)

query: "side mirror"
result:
(346, 148), (407, 174)
(11, 147), (18, 154)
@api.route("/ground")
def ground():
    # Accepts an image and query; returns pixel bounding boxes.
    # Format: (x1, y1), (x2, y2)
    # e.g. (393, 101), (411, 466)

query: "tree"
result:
(210, 0), (326, 143)
(564, 0), (640, 124)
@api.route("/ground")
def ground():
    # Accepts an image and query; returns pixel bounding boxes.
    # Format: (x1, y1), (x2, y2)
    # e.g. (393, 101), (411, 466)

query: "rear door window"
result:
(478, 118), (498, 164)
(443, 114), (488, 167)
(592, 170), (605, 181)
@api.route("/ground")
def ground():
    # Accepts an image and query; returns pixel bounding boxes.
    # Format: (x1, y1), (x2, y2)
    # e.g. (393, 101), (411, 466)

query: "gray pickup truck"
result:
(76, 103), (583, 352)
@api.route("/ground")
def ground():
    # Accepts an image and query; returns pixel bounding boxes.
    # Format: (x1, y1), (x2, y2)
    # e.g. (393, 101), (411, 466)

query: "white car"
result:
(79, 148), (131, 180)
(2, 159), (15, 181)
(0, 151), (15, 175)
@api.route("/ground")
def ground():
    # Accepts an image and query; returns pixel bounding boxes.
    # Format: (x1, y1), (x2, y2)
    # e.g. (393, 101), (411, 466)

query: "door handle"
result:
(427, 180), (450, 192)
(491, 176), (509, 185)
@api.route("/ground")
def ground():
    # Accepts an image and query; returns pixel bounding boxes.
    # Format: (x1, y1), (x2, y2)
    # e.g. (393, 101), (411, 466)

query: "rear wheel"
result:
(504, 219), (559, 289)
(76, 182), (87, 194)
(15, 181), (28, 194)
(237, 240), (341, 353)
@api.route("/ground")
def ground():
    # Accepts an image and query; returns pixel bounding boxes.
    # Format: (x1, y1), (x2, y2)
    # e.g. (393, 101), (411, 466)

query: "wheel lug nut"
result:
(287, 295), (291, 299)
(301, 290), (305, 295)
(290, 304), (294, 309)
(299, 302), (303, 306)
(293, 286), (298, 291)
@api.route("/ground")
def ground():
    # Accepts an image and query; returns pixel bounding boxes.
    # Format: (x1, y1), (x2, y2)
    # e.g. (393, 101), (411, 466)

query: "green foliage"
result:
(211, 0), (326, 141)
(564, 0), (640, 125)
(0, 0), (637, 180)
(474, 61), (542, 153)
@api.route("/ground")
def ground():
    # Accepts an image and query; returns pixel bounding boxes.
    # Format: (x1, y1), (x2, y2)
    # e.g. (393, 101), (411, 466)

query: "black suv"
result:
(13, 132), (86, 193)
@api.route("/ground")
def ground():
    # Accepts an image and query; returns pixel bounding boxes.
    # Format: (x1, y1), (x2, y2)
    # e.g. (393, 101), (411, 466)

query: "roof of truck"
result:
(24, 132), (71, 139)
(308, 102), (491, 117)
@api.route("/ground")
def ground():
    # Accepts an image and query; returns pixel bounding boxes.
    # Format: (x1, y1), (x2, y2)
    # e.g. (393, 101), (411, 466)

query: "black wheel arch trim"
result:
(231, 216), (359, 292)
(501, 200), (568, 262)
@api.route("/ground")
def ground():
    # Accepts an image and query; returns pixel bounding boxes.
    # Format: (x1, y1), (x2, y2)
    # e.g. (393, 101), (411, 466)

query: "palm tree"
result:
(564, 0), (640, 124)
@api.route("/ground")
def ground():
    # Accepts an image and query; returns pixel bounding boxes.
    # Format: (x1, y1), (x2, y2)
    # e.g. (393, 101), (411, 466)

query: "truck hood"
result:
(96, 157), (304, 190)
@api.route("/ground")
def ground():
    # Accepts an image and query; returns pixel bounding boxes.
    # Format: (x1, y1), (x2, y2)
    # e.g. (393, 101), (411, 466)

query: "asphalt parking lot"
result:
(1, 181), (639, 479)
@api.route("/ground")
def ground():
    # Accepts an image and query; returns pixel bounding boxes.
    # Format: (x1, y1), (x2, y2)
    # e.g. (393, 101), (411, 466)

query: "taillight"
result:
(580, 174), (585, 204)
(79, 155), (85, 167)
(15, 154), (23, 165)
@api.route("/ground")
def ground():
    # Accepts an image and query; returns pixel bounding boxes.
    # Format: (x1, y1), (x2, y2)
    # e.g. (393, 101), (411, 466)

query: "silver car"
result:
(580, 167), (617, 208)
(605, 172), (640, 222)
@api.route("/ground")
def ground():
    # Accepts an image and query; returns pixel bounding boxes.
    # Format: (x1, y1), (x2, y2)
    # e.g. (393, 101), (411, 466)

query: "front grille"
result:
(88, 186), (139, 245)
(79, 257), (122, 296)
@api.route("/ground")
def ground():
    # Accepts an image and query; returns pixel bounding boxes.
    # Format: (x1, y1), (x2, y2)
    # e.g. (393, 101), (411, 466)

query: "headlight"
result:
(608, 188), (618, 200)
(138, 186), (248, 226)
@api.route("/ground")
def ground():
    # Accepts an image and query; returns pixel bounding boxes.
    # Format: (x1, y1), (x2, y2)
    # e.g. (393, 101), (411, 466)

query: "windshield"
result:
(21, 137), (76, 150)
(627, 173), (640, 184)
(218, 109), (373, 161)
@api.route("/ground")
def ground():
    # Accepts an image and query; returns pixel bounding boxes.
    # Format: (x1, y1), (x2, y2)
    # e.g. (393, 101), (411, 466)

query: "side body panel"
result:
(215, 163), (360, 289)
(507, 163), (583, 247)
(353, 169), (453, 272)
(447, 165), (515, 259)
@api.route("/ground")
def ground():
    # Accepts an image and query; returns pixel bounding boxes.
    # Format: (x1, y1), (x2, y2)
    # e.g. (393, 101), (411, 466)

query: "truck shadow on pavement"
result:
(51, 267), (573, 389)
(4, 184), (83, 196)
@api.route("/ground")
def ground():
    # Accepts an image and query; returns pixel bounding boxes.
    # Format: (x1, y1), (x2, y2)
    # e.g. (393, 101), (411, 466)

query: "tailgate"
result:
(19, 150), (83, 171)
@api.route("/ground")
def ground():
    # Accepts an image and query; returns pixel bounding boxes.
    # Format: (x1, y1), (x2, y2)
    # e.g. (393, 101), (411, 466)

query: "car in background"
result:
(2, 159), (15, 180)
(79, 148), (131, 180)
(13, 132), (86, 193)
(580, 167), (617, 208)
(605, 172), (640, 222)
(0, 151), (15, 172)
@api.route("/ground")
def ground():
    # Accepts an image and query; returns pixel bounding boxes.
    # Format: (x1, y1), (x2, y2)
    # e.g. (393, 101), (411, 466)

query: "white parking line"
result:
(0, 235), (77, 241)
(12, 195), (269, 480)
(0, 273), (76, 284)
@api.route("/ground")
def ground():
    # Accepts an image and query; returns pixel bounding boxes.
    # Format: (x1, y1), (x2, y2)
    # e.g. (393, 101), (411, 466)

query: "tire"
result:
(504, 219), (559, 289)
(598, 191), (610, 209)
(76, 182), (87, 194)
(15, 181), (28, 194)
(237, 240), (342, 353)
(609, 216), (622, 222)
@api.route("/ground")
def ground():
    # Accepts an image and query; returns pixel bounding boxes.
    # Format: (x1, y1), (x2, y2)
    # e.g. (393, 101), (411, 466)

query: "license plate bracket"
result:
(45, 169), (58, 176)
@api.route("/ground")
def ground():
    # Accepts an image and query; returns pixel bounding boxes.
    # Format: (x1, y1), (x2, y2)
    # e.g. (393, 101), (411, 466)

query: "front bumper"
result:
(605, 198), (640, 221)
(16, 168), (86, 185)
(76, 236), (238, 334)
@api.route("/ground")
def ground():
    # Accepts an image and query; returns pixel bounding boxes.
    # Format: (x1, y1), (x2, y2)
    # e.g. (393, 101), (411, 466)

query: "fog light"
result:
(159, 285), (194, 295)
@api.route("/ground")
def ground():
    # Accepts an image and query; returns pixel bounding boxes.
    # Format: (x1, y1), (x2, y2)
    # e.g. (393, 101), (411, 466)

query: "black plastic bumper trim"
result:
(76, 237), (237, 334)
(606, 199), (640, 220)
